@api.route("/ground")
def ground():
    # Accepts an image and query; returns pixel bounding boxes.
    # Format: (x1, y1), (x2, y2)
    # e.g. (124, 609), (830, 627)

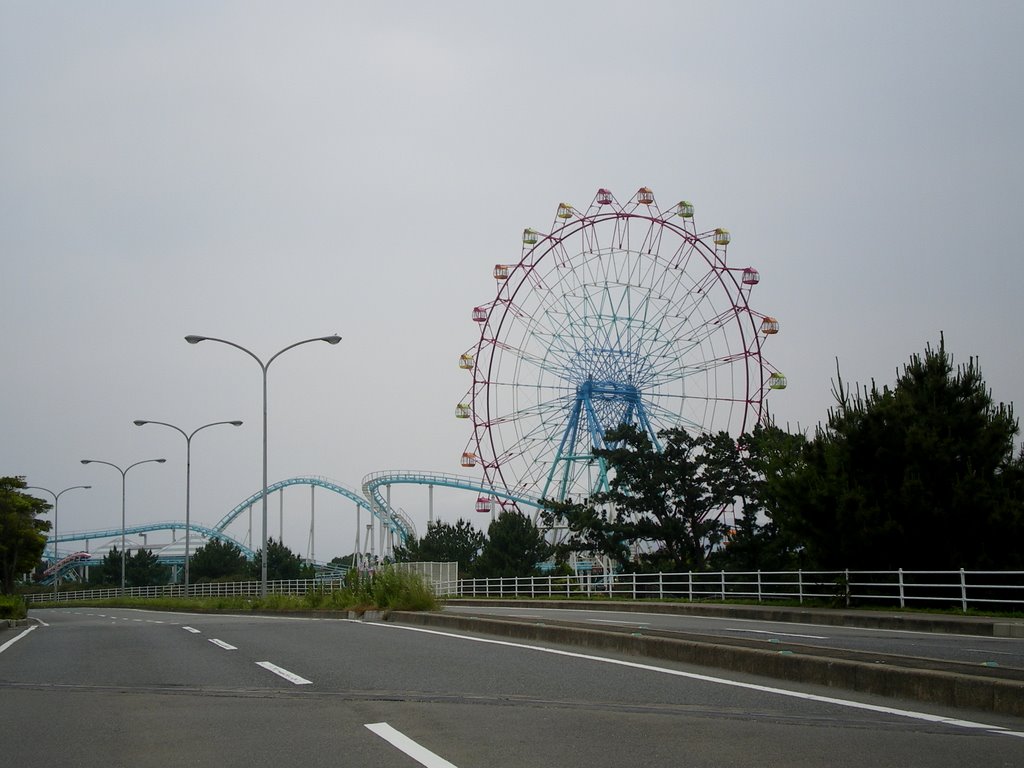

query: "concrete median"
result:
(387, 609), (1024, 718)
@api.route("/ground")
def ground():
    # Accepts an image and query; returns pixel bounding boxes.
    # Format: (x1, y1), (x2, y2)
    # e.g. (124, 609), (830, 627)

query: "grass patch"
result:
(0, 594), (27, 620)
(27, 567), (440, 615)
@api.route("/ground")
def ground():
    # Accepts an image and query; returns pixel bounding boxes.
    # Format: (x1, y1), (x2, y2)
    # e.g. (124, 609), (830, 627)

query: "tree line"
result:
(85, 537), (316, 587)
(393, 511), (550, 578)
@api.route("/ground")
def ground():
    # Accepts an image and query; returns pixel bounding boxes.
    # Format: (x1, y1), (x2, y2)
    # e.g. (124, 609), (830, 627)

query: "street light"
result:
(133, 419), (243, 594)
(185, 333), (341, 597)
(80, 458), (166, 593)
(25, 485), (91, 597)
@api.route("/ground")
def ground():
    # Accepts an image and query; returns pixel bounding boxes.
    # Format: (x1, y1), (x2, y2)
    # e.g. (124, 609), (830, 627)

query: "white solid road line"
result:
(0, 625), (36, 655)
(365, 621), (1024, 740)
(256, 661), (312, 685)
(365, 722), (459, 768)
(208, 638), (237, 650)
(589, 619), (651, 627)
(726, 627), (828, 639)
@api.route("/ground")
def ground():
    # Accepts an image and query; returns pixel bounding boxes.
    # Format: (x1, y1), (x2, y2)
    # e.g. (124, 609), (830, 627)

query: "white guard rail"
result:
(455, 569), (1024, 613)
(23, 569), (1024, 613)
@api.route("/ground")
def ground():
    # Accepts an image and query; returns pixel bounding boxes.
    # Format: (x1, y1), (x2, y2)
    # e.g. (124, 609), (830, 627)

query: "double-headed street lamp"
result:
(80, 458), (166, 592)
(185, 334), (341, 597)
(133, 419), (243, 593)
(25, 484), (91, 596)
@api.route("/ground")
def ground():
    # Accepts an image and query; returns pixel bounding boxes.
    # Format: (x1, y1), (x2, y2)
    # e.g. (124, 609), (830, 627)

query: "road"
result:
(1, 608), (1021, 767)
(441, 603), (1024, 670)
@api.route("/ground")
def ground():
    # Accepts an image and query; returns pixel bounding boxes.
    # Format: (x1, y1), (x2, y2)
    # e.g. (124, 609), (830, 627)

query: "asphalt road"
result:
(441, 603), (1024, 670)
(2, 608), (1022, 767)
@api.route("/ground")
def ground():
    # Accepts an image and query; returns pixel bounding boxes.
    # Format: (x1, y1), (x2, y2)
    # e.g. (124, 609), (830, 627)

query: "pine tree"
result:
(392, 519), (485, 574)
(541, 425), (744, 572)
(772, 336), (1024, 569)
(473, 511), (550, 578)
(189, 538), (249, 582)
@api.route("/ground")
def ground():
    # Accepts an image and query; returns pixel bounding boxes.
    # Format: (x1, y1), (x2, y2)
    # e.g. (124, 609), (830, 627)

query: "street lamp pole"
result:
(133, 419), (243, 594)
(185, 333), (341, 597)
(25, 485), (91, 597)
(80, 458), (166, 593)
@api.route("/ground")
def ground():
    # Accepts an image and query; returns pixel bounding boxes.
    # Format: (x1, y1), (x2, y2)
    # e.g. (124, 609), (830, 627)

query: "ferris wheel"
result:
(457, 186), (785, 512)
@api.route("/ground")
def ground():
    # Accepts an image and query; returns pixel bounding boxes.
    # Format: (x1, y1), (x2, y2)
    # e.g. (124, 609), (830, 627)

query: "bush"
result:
(0, 595), (27, 620)
(370, 568), (438, 610)
(327, 567), (438, 611)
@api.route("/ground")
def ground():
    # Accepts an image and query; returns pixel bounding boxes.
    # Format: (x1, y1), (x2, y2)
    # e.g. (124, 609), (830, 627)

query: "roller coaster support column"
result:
(308, 485), (315, 563)
(383, 486), (390, 558)
(355, 502), (361, 565)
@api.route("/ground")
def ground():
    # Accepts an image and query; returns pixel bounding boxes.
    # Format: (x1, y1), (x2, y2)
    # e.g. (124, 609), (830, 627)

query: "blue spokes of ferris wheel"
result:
(545, 372), (663, 501)
(462, 187), (784, 509)
(534, 278), (669, 496)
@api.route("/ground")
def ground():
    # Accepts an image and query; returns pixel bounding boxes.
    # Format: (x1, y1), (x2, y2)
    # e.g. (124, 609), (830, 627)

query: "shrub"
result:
(370, 568), (438, 610)
(331, 567), (439, 611)
(0, 595), (27, 620)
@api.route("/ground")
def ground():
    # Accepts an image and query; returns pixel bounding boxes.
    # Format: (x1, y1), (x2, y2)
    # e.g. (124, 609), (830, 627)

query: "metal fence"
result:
(391, 561), (458, 595)
(23, 578), (346, 603)
(23, 569), (1024, 613)
(455, 569), (1024, 613)
(24, 562), (460, 604)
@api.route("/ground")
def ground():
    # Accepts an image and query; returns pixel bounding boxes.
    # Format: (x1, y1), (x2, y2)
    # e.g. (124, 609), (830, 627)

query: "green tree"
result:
(248, 538), (313, 580)
(473, 510), (550, 578)
(710, 423), (807, 571)
(189, 538), (249, 582)
(89, 547), (170, 587)
(127, 548), (170, 587)
(0, 477), (51, 594)
(542, 425), (742, 572)
(771, 337), (1024, 570)
(330, 553), (356, 568)
(393, 518), (485, 574)
(93, 546), (123, 586)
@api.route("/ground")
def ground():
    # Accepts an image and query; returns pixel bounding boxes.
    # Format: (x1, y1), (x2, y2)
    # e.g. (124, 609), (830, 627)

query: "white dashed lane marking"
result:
(365, 722), (459, 768)
(256, 661), (312, 685)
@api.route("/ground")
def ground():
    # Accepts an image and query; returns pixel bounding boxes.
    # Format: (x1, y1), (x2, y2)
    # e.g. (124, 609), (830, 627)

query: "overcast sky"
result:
(3, 1), (1022, 560)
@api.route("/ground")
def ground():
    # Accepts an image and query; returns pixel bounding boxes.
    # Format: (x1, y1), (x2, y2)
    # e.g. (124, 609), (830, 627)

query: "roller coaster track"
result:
(46, 472), (540, 567)
(361, 469), (543, 531)
(211, 475), (391, 535)
(54, 521), (254, 557)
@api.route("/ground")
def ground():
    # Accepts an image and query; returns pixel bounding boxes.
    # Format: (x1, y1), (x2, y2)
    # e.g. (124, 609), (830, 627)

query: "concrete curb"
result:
(388, 611), (1024, 718)
(1, 618), (30, 632)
